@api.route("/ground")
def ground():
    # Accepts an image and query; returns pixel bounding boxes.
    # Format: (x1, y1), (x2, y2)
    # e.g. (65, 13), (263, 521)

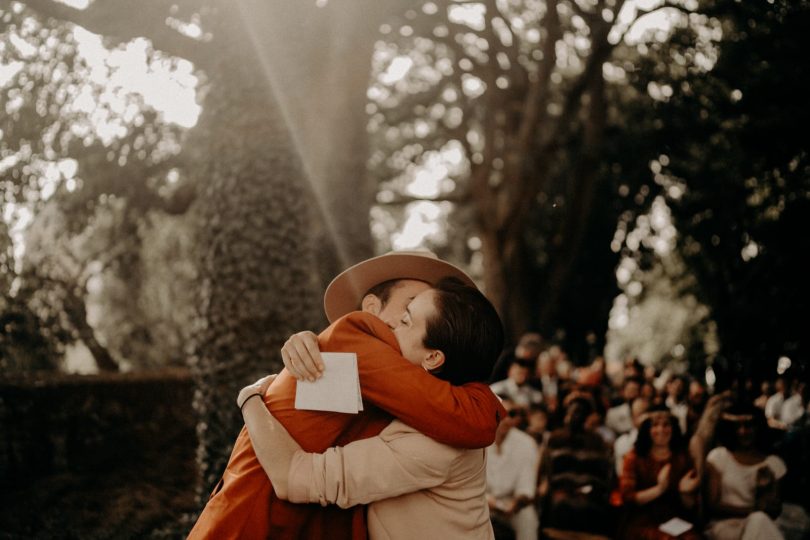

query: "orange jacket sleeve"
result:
(320, 312), (506, 449)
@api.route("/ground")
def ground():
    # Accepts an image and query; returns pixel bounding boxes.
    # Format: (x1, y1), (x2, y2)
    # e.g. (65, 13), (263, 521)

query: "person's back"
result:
(288, 420), (493, 540)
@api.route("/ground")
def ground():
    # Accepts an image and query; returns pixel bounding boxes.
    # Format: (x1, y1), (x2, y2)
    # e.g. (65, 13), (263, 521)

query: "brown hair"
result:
(364, 279), (405, 307)
(423, 277), (504, 385)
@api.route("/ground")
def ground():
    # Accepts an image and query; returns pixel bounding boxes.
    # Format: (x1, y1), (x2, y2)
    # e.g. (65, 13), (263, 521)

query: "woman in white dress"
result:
(704, 405), (785, 540)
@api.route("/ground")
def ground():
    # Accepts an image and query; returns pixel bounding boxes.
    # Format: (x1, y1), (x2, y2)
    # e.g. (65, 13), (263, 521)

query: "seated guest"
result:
(486, 397), (540, 540)
(619, 406), (701, 539)
(491, 358), (543, 408)
(533, 350), (560, 412)
(686, 379), (708, 436)
(489, 331), (544, 384)
(606, 376), (642, 436)
(753, 380), (773, 411)
(586, 400), (616, 447)
(705, 405), (786, 540)
(539, 392), (613, 537)
(778, 380), (806, 430)
(764, 376), (788, 427)
(614, 396), (650, 476)
(525, 402), (550, 447)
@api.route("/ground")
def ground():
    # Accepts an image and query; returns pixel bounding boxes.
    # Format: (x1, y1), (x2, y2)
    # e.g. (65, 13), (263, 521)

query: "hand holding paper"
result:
(294, 352), (363, 414)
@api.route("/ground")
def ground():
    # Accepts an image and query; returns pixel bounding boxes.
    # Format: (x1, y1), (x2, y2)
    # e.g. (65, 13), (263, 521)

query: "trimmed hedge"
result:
(0, 369), (198, 538)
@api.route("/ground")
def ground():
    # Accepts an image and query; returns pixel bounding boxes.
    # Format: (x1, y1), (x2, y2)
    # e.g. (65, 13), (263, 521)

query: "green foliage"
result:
(616, 0), (810, 377)
(1, 4), (191, 372)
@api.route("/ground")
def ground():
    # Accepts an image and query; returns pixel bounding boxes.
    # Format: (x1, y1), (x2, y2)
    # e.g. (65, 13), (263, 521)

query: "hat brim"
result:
(323, 251), (476, 322)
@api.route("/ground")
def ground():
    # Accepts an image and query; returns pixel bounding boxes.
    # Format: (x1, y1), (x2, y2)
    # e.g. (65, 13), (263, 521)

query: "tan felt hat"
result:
(323, 250), (476, 322)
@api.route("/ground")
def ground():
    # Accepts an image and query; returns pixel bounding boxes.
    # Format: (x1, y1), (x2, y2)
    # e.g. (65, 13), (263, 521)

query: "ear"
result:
(422, 349), (445, 372)
(361, 294), (383, 315)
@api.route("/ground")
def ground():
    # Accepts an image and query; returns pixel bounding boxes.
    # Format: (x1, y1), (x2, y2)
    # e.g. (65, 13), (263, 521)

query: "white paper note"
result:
(294, 352), (363, 414)
(659, 517), (693, 537)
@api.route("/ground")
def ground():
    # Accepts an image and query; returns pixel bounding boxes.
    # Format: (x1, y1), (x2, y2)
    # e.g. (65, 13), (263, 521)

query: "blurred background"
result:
(0, 0), (807, 537)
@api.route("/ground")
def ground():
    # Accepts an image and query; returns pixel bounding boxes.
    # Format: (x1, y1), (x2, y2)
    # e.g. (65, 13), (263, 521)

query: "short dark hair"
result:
(364, 279), (405, 307)
(716, 403), (772, 453)
(423, 277), (504, 386)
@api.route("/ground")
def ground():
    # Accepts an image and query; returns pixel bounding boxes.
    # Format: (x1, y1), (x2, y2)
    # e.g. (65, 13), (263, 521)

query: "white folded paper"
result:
(294, 352), (363, 414)
(658, 517), (693, 537)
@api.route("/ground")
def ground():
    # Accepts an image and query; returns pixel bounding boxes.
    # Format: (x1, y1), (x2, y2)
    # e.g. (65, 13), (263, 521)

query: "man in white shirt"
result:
(490, 359), (543, 408)
(606, 376), (642, 436)
(764, 376), (787, 426)
(486, 397), (540, 540)
(777, 380), (805, 428)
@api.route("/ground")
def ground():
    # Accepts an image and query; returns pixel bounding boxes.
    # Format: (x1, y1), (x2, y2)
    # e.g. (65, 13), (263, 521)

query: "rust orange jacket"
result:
(187, 312), (505, 540)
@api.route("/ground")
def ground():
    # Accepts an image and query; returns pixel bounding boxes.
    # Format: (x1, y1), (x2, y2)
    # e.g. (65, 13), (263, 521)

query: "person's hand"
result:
(487, 495), (515, 516)
(679, 468), (700, 493)
(705, 391), (733, 420)
(756, 466), (775, 489)
(657, 463), (671, 490)
(281, 331), (324, 381)
(237, 374), (277, 409)
(754, 467), (780, 516)
(501, 498), (518, 517)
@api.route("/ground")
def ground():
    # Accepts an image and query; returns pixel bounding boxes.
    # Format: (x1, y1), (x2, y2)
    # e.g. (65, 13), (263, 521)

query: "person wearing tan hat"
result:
(238, 276), (505, 540)
(188, 251), (506, 540)
(280, 250), (476, 381)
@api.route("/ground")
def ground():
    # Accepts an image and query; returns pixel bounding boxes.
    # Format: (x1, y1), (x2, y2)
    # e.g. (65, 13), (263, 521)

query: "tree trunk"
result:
(480, 227), (532, 341)
(62, 286), (119, 372)
(537, 60), (607, 331)
(239, 0), (413, 277)
(184, 11), (322, 505)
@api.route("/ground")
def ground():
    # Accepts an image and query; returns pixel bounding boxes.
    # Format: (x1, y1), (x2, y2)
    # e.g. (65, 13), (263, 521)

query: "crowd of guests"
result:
(484, 333), (810, 540)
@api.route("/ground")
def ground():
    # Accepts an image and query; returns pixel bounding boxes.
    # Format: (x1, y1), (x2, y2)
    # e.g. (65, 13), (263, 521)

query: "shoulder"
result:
(382, 420), (465, 460)
(706, 446), (729, 469)
(321, 311), (398, 349)
(333, 311), (389, 334)
(509, 428), (539, 453)
(607, 402), (629, 416)
(623, 448), (639, 465)
(765, 393), (784, 407)
(764, 455), (787, 479)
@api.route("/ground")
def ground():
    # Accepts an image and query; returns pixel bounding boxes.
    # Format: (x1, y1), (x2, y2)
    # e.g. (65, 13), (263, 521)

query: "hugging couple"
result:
(189, 251), (507, 540)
